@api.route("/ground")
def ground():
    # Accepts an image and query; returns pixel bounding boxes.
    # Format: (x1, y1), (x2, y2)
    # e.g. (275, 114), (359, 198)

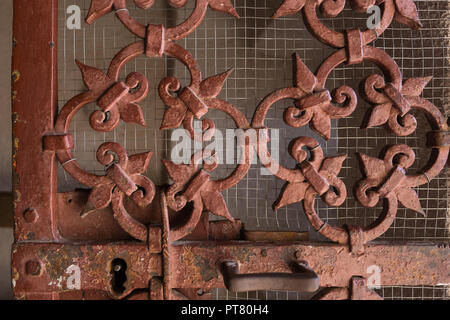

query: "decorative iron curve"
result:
(49, 0), (448, 253)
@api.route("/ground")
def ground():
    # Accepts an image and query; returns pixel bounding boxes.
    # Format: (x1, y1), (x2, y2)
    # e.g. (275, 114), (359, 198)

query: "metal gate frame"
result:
(11, 0), (449, 300)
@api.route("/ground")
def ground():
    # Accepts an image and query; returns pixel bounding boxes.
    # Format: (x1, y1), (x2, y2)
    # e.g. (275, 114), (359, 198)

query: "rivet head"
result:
(23, 208), (38, 223)
(25, 260), (41, 276)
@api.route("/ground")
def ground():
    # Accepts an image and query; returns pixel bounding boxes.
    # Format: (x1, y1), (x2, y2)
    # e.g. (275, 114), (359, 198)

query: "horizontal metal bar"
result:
(169, 241), (450, 289)
(12, 243), (153, 299)
(12, 241), (450, 298)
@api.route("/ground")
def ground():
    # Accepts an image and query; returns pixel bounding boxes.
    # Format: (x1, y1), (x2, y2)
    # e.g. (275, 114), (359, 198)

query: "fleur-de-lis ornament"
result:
(159, 70), (233, 131)
(356, 144), (425, 215)
(283, 54), (357, 140)
(362, 74), (432, 136)
(84, 142), (155, 215)
(76, 61), (148, 131)
(274, 137), (347, 210)
(162, 151), (235, 222)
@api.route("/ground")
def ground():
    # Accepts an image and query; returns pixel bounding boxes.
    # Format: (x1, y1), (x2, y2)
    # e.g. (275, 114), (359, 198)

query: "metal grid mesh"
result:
(57, 0), (449, 299)
(213, 285), (450, 300)
(374, 286), (450, 300)
(214, 288), (316, 300)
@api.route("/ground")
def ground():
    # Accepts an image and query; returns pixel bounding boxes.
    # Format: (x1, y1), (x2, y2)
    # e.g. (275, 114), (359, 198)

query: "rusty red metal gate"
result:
(11, 0), (449, 300)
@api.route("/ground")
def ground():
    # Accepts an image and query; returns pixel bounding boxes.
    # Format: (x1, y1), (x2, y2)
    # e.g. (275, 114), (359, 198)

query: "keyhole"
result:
(111, 258), (127, 294)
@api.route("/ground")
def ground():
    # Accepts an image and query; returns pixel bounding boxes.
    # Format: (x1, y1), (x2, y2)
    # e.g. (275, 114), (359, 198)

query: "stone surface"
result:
(0, 0), (13, 300)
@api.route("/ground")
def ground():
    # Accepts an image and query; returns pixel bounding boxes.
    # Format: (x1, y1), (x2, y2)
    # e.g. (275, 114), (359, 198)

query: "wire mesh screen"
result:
(214, 285), (450, 300)
(57, 0), (449, 299)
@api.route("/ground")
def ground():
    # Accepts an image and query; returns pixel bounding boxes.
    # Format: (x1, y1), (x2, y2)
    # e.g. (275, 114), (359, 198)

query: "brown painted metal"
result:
(11, 0), (449, 300)
(168, 241), (450, 290)
(12, 240), (449, 299)
(12, 0), (59, 242)
(12, 242), (154, 300)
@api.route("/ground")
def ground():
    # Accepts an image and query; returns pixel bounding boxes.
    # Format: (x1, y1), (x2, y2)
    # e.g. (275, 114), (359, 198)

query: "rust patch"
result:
(228, 247), (255, 264)
(24, 232), (35, 240)
(12, 70), (21, 83)
(11, 90), (17, 102)
(180, 246), (219, 284)
(12, 138), (19, 169)
(194, 254), (217, 282)
(13, 189), (21, 209)
(180, 246), (201, 284)
(11, 267), (19, 284)
(12, 112), (19, 124)
(37, 246), (83, 283)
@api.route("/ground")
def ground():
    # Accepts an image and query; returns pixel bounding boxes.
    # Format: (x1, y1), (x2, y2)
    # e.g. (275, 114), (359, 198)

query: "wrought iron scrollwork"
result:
(50, 0), (246, 242)
(49, 0), (448, 254)
(261, 0), (449, 253)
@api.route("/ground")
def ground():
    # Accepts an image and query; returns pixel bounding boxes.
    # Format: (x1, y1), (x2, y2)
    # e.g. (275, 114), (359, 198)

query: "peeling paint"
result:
(12, 137), (19, 170)
(194, 254), (217, 282)
(12, 112), (19, 124)
(228, 247), (255, 264)
(13, 189), (21, 209)
(24, 232), (35, 240)
(37, 246), (83, 284)
(11, 90), (17, 102)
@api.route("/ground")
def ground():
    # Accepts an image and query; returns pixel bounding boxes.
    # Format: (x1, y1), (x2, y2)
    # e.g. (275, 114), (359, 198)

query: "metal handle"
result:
(219, 260), (319, 293)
